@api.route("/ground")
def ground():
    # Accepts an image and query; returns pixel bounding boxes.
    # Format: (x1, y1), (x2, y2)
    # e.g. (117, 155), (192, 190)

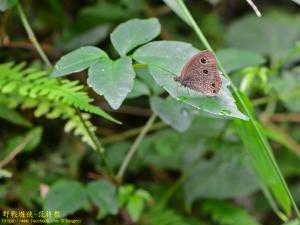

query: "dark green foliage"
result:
(2, 1), (300, 225)
(44, 180), (87, 219)
(0, 62), (116, 148)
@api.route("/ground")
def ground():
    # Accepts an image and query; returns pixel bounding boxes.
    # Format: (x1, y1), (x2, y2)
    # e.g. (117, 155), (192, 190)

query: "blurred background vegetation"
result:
(1, 0), (300, 224)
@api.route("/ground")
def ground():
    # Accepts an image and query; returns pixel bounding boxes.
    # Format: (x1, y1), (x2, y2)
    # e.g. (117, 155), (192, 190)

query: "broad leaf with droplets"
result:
(50, 46), (108, 78)
(87, 57), (135, 110)
(133, 41), (247, 120)
(150, 96), (194, 132)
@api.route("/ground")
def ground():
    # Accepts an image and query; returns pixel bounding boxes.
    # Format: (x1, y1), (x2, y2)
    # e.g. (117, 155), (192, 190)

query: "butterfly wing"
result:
(178, 50), (222, 96)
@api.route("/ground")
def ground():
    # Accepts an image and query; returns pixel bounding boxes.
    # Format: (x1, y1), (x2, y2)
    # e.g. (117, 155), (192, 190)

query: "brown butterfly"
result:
(174, 50), (222, 97)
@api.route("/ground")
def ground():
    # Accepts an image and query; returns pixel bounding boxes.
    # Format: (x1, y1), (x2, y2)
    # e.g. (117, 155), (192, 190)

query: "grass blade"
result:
(163, 0), (300, 220)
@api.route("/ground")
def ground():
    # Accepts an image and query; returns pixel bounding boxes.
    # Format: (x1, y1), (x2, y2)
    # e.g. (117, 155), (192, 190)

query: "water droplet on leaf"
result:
(181, 108), (189, 117)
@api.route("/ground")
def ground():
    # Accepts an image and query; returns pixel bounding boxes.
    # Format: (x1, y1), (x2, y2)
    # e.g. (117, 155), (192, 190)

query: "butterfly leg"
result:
(186, 87), (190, 97)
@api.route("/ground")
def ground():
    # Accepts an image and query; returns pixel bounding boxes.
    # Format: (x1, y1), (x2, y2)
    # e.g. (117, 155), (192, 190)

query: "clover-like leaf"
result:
(133, 41), (247, 120)
(110, 18), (161, 56)
(150, 96), (194, 132)
(51, 46), (108, 78)
(87, 57), (135, 110)
(44, 180), (87, 218)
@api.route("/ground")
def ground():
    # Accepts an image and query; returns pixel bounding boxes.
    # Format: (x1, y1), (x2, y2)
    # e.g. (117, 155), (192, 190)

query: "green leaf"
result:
(0, 0), (17, 11)
(137, 129), (189, 170)
(15, 175), (40, 208)
(149, 207), (208, 225)
(133, 41), (247, 120)
(135, 66), (164, 95)
(276, 148), (300, 178)
(79, 1), (134, 22)
(202, 200), (261, 225)
(44, 180), (87, 218)
(23, 127), (43, 152)
(127, 117), (227, 171)
(162, 0), (191, 26)
(216, 48), (265, 73)
(284, 220), (299, 225)
(58, 25), (110, 51)
(118, 184), (135, 207)
(118, 185), (151, 222)
(127, 79), (150, 99)
(270, 71), (300, 112)
(2, 127), (43, 159)
(162, 3), (300, 218)
(235, 92), (292, 215)
(87, 180), (119, 218)
(0, 103), (32, 127)
(150, 96), (194, 132)
(110, 18), (161, 56)
(50, 46), (108, 78)
(183, 143), (258, 203)
(226, 14), (300, 61)
(87, 57), (135, 110)
(126, 195), (145, 222)
(291, 0), (300, 5)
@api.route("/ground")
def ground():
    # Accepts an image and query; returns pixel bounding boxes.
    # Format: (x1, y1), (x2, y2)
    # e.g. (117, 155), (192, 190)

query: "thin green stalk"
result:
(177, 0), (300, 219)
(157, 157), (199, 209)
(16, 1), (114, 176)
(117, 113), (157, 181)
(260, 183), (289, 222)
(76, 109), (114, 176)
(0, 134), (33, 168)
(17, 3), (52, 68)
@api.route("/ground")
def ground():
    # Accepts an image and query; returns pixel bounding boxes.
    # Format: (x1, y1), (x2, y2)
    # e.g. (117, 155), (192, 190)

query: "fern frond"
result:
(0, 62), (119, 148)
(0, 62), (120, 123)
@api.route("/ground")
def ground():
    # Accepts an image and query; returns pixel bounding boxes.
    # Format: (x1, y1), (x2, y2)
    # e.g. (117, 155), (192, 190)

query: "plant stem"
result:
(76, 109), (114, 176)
(117, 113), (157, 181)
(16, 1), (114, 176)
(0, 134), (33, 168)
(17, 3), (52, 68)
(157, 154), (201, 209)
(177, 0), (300, 219)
